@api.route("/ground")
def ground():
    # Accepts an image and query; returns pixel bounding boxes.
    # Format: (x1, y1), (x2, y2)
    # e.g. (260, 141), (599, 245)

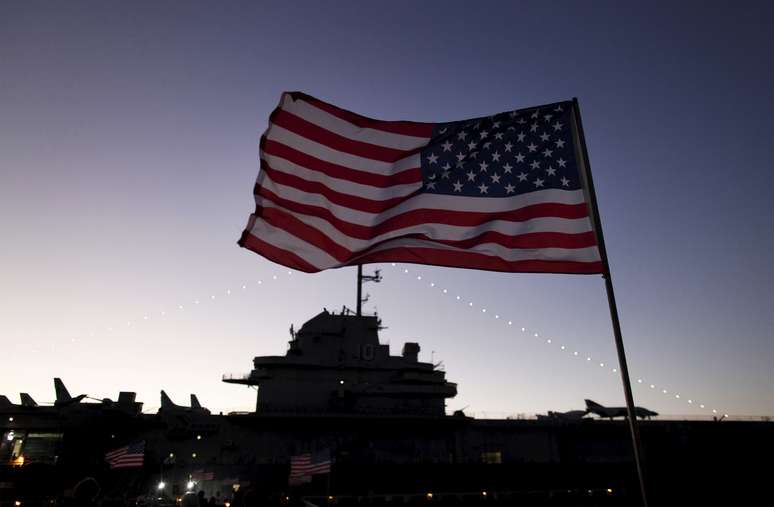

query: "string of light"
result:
(62, 270), (297, 344)
(52, 264), (725, 418)
(388, 263), (727, 418)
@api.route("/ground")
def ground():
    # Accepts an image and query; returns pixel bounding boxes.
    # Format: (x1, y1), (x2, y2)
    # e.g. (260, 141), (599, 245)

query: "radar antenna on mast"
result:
(356, 265), (382, 316)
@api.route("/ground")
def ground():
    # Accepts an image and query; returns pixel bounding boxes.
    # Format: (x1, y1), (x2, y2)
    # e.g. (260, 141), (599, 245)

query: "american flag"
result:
(105, 440), (145, 469)
(192, 469), (215, 481)
(239, 92), (602, 274)
(289, 449), (331, 485)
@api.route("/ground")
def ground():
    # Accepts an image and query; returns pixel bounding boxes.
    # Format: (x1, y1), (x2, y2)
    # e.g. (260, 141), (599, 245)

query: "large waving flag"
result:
(239, 92), (602, 274)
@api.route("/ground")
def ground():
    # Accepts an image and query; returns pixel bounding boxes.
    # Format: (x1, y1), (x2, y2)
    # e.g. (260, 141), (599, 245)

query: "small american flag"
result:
(105, 440), (144, 469)
(192, 469), (215, 481)
(289, 449), (331, 485)
(240, 92), (602, 274)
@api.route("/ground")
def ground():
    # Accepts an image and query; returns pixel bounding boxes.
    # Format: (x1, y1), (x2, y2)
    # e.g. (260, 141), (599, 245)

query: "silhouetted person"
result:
(198, 490), (206, 506)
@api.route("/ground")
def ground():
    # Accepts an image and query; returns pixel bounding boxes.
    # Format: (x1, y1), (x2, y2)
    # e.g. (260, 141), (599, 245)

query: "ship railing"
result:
(222, 372), (252, 381)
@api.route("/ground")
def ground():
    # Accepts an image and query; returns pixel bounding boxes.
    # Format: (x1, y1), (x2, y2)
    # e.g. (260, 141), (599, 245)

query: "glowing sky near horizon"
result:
(1, 1), (773, 417)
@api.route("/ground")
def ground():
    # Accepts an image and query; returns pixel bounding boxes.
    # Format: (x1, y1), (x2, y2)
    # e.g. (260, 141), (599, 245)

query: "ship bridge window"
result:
(480, 451), (502, 464)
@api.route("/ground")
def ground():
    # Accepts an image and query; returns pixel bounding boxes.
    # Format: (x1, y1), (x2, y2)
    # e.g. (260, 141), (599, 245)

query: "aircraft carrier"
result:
(2, 304), (773, 506)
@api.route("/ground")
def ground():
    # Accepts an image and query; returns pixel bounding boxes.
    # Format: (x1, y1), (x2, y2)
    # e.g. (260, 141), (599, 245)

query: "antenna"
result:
(356, 266), (383, 316)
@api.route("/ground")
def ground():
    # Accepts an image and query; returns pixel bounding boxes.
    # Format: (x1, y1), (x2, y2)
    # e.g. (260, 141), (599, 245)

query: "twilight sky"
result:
(1, 1), (773, 417)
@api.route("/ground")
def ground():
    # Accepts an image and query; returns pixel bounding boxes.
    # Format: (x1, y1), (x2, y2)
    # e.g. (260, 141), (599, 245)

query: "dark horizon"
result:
(1, 1), (773, 417)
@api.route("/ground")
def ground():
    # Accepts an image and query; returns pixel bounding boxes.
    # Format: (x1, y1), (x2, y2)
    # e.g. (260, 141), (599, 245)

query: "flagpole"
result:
(571, 98), (648, 507)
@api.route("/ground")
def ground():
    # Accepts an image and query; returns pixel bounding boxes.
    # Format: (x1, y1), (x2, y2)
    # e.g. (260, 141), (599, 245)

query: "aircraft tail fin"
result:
(160, 390), (175, 409)
(0, 395), (12, 408)
(20, 393), (38, 407)
(54, 378), (72, 402)
(584, 399), (603, 409)
(190, 394), (202, 409)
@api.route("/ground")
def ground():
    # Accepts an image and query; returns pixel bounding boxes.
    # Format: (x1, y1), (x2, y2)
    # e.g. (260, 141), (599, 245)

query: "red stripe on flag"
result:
(289, 92), (435, 138)
(353, 248), (604, 275)
(260, 207), (351, 262)
(272, 110), (420, 163)
(258, 206), (597, 264)
(257, 186), (591, 238)
(261, 164), (417, 214)
(239, 232), (320, 273)
(263, 140), (422, 187)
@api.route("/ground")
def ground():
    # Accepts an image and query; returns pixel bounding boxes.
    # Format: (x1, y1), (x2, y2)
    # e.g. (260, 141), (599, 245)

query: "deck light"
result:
(157, 481), (166, 490)
(8, 416), (13, 422)
(186, 481), (195, 490)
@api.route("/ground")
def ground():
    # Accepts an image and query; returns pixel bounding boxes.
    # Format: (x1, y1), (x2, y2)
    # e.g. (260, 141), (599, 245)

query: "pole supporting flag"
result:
(571, 97), (648, 507)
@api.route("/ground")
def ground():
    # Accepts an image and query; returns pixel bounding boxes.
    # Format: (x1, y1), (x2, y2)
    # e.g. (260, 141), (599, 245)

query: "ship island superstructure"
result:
(223, 309), (457, 416)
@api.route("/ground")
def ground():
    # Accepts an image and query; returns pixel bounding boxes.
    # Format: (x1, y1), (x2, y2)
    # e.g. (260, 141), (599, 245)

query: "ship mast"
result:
(356, 265), (382, 316)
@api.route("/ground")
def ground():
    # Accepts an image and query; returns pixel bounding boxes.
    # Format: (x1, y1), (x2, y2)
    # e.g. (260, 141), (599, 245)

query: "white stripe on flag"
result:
(266, 125), (421, 175)
(280, 94), (431, 150)
(259, 175), (588, 222)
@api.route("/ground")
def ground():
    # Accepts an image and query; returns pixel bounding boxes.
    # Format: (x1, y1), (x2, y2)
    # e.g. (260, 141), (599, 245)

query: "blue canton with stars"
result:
(420, 101), (582, 197)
